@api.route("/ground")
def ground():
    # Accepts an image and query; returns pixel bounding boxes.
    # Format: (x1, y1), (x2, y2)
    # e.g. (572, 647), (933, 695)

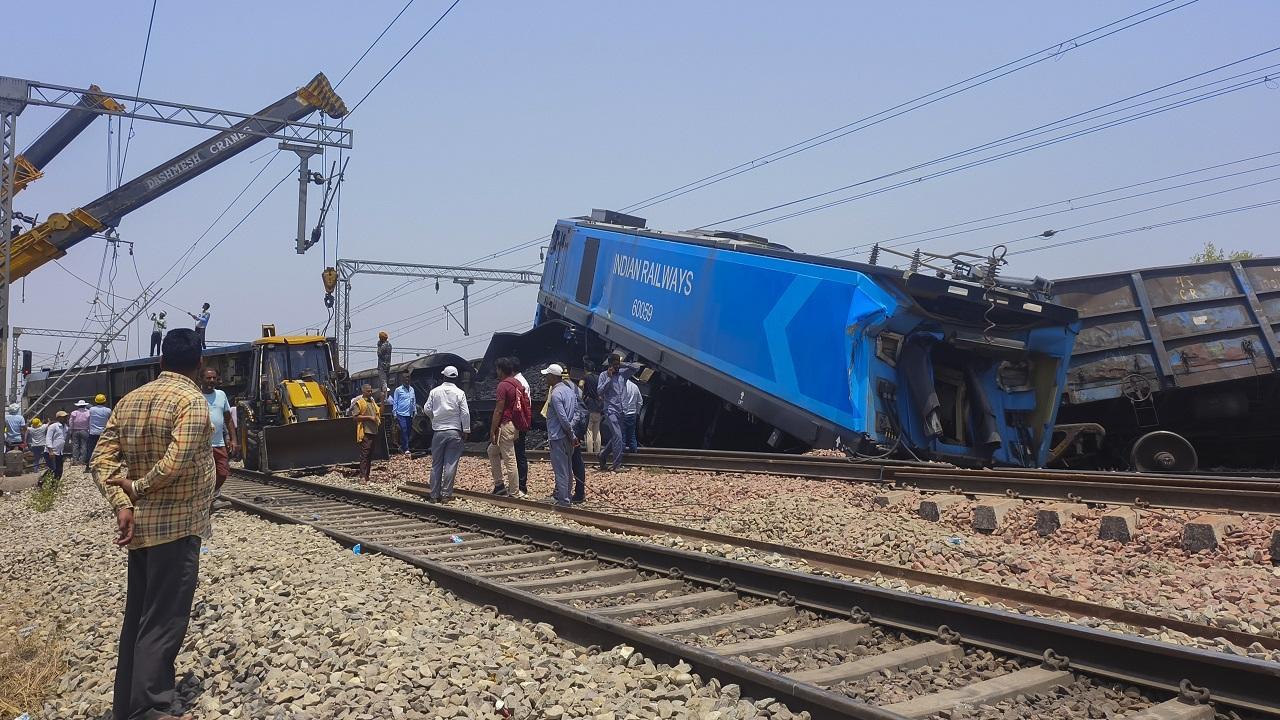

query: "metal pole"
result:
(0, 77), (30, 411)
(281, 142), (321, 254)
(9, 329), (19, 406)
(341, 278), (351, 373)
(454, 278), (474, 336)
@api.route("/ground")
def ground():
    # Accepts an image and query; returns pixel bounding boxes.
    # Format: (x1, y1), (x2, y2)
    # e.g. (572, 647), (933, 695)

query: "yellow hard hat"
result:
(94, 393), (107, 404)
(30, 418), (41, 427)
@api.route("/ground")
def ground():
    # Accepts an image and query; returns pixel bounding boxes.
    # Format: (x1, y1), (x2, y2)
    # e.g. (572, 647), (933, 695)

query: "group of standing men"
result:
(148, 302), (212, 356)
(486, 352), (642, 507)
(4, 394), (112, 483)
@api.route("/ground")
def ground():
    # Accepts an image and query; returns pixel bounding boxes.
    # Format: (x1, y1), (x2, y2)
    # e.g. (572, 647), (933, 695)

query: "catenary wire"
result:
(347, 0), (464, 116)
(825, 149), (1280, 258)
(116, 0), (159, 187)
(713, 54), (1280, 231)
(832, 154), (1280, 259)
(620, 0), (1201, 215)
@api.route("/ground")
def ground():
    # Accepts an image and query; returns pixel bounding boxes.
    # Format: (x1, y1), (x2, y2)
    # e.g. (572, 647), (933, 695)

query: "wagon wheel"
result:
(1130, 431), (1198, 473)
(1120, 373), (1152, 403)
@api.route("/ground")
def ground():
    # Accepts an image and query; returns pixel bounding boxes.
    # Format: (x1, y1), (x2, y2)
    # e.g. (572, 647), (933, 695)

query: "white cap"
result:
(6, 403), (17, 413)
(441, 366), (459, 378)
(75, 400), (89, 407)
(541, 363), (564, 376)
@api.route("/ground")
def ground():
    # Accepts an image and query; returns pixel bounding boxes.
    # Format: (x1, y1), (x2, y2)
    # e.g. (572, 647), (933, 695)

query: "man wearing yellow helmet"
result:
(28, 416), (48, 474)
(85, 393), (112, 469)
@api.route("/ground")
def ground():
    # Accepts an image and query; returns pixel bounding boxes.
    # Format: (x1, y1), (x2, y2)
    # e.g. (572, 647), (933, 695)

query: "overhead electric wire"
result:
(826, 149), (1280, 258)
(1005, 198), (1280, 257)
(702, 50), (1280, 231)
(347, 0), (464, 115)
(619, 0), (1200, 215)
(830, 151), (1280, 259)
(959, 174), (1280, 255)
(117, 0), (159, 187)
(336, 0), (418, 87)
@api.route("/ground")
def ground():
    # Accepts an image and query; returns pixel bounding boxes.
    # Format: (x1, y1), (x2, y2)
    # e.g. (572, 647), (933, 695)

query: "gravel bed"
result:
(293, 458), (1280, 663)
(951, 677), (1155, 719)
(833, 649), (1023, 705)
(1, 466), (806, 720)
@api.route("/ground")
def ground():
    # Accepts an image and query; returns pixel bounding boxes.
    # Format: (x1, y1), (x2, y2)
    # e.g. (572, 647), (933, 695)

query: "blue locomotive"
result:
(527, 210), (1079, 467)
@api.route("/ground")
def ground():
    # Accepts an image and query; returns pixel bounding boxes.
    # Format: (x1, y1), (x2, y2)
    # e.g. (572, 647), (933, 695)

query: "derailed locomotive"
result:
(1051, 256), (1280, 471)
(505, 210), (1080, 467)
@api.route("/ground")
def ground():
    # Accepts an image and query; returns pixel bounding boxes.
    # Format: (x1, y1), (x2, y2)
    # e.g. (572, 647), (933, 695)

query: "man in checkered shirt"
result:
(91, 328), (213, 720)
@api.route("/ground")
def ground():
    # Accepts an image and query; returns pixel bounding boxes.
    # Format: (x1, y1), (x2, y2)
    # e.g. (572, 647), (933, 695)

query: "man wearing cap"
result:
(424, 366), (469, 502)
(85, 393), (113, 470)
(69, 400), (90, 463)
(544, 363), (579, 506)
(45, 412), (67, 482)
(392, 375), (417, 455)
(3, 403), (26, 454)
(376, 332), (392, 393)
(597, 352), (642, 472)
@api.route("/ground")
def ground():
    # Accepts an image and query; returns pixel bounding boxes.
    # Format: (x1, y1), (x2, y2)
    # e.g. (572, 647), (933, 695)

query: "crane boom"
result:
(8, 73), (347, 280)
(13, 85), (125, 194)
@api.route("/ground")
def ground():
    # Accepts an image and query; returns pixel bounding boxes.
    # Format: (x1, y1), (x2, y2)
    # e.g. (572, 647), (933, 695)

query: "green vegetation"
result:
(28, 473), (64, 513)
(1191, 241), (1256, 263)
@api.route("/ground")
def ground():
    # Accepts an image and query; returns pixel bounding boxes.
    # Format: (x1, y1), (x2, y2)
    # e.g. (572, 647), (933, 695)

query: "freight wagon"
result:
(498, 210), (1080, 467)
(22, 342), (254, 419)
(1051, 256), (1280, 471)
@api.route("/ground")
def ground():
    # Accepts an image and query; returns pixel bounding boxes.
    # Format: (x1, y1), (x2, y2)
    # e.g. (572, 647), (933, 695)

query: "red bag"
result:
(502, 378), (533, 432)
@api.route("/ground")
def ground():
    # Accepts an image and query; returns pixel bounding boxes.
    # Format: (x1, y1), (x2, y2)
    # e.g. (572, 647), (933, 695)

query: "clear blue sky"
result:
(10, 0), (1279, 371)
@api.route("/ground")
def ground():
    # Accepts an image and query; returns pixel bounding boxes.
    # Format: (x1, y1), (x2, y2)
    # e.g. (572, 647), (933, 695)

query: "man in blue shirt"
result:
(188, 302), (211, 349)
(391, 375), (417, 455)
(202, 368), (238, 496)
(85, 394), (112, 469)
(596, 352), (641, 472)
(543, 364), (579, 506)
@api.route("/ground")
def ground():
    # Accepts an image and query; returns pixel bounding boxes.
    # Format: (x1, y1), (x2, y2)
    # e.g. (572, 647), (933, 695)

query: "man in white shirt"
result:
(424, 366), (470, 503)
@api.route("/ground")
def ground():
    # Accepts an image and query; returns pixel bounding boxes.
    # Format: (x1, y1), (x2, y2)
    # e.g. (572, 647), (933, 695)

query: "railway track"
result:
(398, 482), (1280, 654)
(222, 469), (1278, 720)
(463, 447), (1280, 515)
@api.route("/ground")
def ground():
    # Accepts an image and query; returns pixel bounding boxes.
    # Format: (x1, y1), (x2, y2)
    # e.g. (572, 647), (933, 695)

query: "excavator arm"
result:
(10, 73), (346, 281)
(13, 85), (124, 194)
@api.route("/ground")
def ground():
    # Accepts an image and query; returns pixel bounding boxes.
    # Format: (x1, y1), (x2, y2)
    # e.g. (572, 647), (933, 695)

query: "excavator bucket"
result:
(261, 418), (389, 472)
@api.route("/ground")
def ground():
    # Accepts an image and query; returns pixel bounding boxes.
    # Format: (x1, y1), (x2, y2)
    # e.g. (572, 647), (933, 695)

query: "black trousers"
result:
(195, 326), (206, 349)
(571, 444), (586, 500)
(514, 431), (528, 492)
(149, 331), (162, 356)
(114, 535), (201, 720)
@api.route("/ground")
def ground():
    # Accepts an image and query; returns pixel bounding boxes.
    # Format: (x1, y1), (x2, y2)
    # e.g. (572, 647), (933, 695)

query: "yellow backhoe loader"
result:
(237, 331), (388, 472)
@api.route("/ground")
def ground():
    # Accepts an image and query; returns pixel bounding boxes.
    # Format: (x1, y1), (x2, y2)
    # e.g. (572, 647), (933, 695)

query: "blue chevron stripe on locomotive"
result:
(535, 211), (1080, 467)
